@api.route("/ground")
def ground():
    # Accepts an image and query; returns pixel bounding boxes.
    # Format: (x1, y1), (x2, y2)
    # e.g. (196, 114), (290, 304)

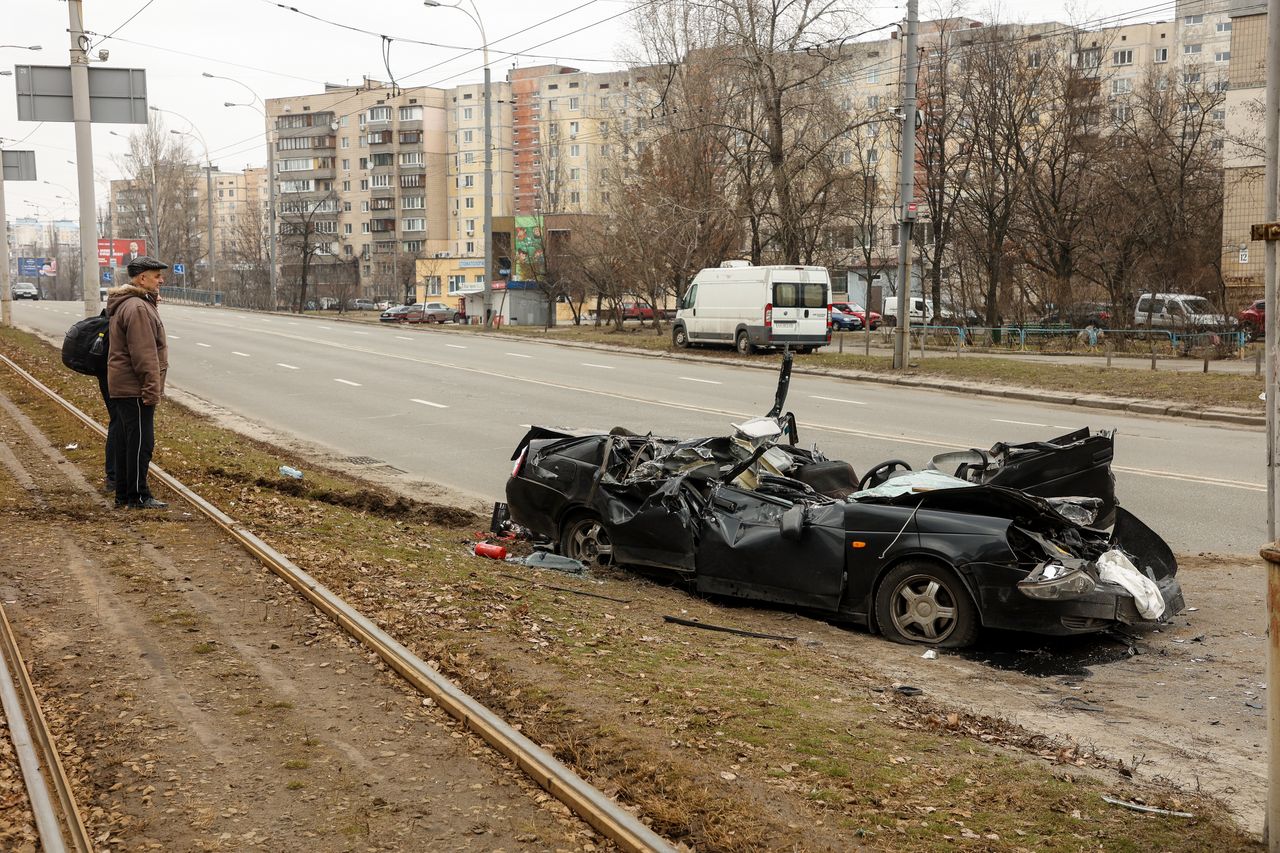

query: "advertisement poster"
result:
(17, 257), (44, 277)
(97, 238), (147, 268)
(39, 259), (58, 277)
(513, 215), (544, 282)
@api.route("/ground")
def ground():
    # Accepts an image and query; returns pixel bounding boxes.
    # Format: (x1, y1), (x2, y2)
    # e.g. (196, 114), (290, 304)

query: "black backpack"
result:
(62, 311), (110, 377)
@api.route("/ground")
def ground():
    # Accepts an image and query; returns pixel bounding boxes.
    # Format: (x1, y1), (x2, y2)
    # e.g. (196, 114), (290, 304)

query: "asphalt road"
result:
(13, 301), (1266, 554)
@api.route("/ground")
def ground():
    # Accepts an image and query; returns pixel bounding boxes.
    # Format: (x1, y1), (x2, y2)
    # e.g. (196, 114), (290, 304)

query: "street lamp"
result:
(0, 45), (41, 50)
(205, 70), (279, 311)
(425, 0), (494, 329)
(155, 105), (216, 290)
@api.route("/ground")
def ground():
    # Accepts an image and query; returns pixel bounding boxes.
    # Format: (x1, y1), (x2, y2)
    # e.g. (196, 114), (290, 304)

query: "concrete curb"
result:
(259, 312), (1268, 429)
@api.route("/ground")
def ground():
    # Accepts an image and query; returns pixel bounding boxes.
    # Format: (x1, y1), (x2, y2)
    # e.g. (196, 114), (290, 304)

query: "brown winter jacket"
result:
(106, 284), (168, 405)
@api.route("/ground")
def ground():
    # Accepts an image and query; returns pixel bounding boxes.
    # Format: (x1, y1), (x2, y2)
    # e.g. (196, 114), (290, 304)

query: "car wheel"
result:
(673, 325), (690, 349)
(875, 560), (978, 648)
(560, 513), (614, 567)
(735, 330), (755, 355)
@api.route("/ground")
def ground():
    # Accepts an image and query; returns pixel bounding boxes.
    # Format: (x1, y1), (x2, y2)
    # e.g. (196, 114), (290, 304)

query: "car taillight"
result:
(764, 303), (773, 327)
(511, 446), (528, 478)
(826, 304), (833, 332)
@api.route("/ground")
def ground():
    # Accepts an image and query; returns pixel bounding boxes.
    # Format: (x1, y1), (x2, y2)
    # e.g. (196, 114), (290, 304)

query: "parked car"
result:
(502, 354), (1182, 648)
(833, 302), (880, 330)
(1133, 293), (1231, 330)
(375, 300), (395, 311)
(402, 301), (461, 324)
(1239, 299), (1264, 340)
(11, 283), (39, 300)
(1039, 302), (1112, 328)
(672, 262), (832, 354)
(380, 305), (416, 323)
(829, 306), (863, 331)
(348, 298), (377, 311)
(881, 297), (933, 327)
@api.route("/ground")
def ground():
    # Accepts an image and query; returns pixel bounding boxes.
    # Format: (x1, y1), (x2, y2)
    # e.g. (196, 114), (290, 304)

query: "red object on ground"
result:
(474, 542), (507, 559)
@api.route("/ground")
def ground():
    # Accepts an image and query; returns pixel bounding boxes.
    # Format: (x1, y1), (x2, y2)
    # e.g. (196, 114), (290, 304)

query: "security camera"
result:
(97, 49), (109, 61)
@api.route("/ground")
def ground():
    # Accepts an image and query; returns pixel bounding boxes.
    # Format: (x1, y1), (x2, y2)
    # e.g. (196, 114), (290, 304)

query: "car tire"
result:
(560, 512), (614, 567)
(874, 560), (979, 648)
(735, 330), (755, 356)
(673, 325), (690, 349)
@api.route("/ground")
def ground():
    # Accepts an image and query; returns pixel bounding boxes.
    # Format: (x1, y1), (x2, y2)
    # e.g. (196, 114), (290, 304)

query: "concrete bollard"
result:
(838, 332), (844, 353)
(1203, 353), (1209, 373)
(1106, 342), (1113, 368)
(1258, 349), (1264, 378)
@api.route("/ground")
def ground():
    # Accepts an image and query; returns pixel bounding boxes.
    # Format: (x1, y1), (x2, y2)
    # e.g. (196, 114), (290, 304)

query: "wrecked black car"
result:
(504, 354), (1184, 648)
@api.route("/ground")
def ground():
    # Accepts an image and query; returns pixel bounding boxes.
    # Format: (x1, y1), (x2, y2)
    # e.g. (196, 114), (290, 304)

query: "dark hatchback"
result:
(504, 356), (1183, 647)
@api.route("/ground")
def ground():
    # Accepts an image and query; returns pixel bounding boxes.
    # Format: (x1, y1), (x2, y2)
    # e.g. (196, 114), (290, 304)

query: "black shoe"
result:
(104, 478), (116, 492)
(125, 498), (168, 509)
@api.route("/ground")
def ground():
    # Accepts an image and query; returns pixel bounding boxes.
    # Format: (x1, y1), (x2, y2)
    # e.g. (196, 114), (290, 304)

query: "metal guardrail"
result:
(899, 324), (1246, 358)
(159, 286), (223, 306)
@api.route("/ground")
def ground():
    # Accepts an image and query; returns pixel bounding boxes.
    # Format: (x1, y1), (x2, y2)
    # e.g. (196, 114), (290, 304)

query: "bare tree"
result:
(278, 191), (340, 312)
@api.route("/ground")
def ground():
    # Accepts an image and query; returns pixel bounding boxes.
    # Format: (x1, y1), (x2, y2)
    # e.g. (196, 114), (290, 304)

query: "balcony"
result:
(367, 130), (393, 145)
(370, 218), (397, 233)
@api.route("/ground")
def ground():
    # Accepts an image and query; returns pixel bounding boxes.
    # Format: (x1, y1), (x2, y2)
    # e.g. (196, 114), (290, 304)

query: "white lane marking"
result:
(411, 398), (449, 409)
(196, 342), (212, 348)
(446, 344), (467, 349)
(334, 378), (361, 387)
(168, 334), (181, 340)
(351, 331), (369, 335)
(199, 321), (1264, 494)
(276, 363), (299, 370)
(680, 376), (721, 385)
(287, 322), (299, 326)
(505, 352), (532, 359)
(232, 351), (251, 357)
(810, 395), (866, 406)
(992, 418), (1045, 427)
(582, 363), (614, 369)
(394, 336), (413, 341)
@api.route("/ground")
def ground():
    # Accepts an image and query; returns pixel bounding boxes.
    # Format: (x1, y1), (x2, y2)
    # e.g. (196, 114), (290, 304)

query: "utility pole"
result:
(67, 0), (98, 318)
(0, 163), (9, 328)
(482, 64), (494, 329)
(1264, 0), (1280, 845)
(206, 163), (215, 290)
(892, 0), (920, 371)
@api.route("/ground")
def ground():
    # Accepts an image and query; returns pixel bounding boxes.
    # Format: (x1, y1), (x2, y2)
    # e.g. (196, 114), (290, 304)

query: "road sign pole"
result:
(67, 0), (99, 319)
(0, 163), (10, 328)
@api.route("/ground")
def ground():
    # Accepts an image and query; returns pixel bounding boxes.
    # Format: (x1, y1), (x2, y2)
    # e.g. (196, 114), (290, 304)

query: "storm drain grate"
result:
(345, 456), (384, 466)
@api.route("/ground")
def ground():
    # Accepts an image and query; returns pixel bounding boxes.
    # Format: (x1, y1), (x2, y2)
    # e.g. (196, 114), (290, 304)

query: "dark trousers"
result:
(113, 398), (155, 506)
(96, 373), (119, 483)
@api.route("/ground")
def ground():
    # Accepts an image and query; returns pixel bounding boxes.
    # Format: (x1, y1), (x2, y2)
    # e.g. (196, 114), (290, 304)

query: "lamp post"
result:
(0, 45), (41, 50)
(424, 0), (493, 329)
(205, 72), (279, 311)
(154, 106), (216, 291)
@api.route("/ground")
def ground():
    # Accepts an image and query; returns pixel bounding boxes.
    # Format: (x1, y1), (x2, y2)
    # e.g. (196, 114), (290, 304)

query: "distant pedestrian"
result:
(106, 256), (170, 509)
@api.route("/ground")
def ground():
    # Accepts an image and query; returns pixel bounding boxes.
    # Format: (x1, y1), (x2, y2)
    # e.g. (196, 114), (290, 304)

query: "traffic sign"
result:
(100, 268), (113, 284)
(173, 263), (186, 275)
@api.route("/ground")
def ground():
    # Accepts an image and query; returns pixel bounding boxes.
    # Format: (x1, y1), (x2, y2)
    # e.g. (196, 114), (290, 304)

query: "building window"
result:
(465, 218), (476, 231)
(1154, 47), (1168, 63)
(463, 107), (473, 120)
(398, 131), (422, 144)
(1183, 71), (1202, 84)
(1183, 13), (1203, 24)
(867, 68), (879, 83)
(402, 218), (425, 231)
(343, 201), (351, 211)
(569, 191), (580, 204)
(1075, 48), (1101, 68)
(279, 158), (313, 172)
(367, 106), (391, 122)
(402, 196), (424, 209)
(1111, 78), (1133, 95)
(1184, 43), (1201, 55)
(1217, 21), (1232, 32)
(344, 244), (353, 256)
(371, 153), (393, 166)
(1112, 49), (1133, 66)
(342, 180), (351, 191)
(463, 152), (474, 164)
(426, 276), (442, 296)
(400, 151), (423, 165)
(465, 242), (474, 254)
(361, 201), (370, 212)
(867, 148), (879, 164)
(371, 174), (392, 188)
(867, 95), (880, 109)
(569, 96), (580, 110)
(448, 274), (465, 291)
(1027, 50), (1041, 68)
(341, 137), (350, 148)
(570, 144), (581, 157)
(341, 158), (350, 170)
(315, 220), (337, 234)
(1212, 108), (1226, 121)
(398, 106), (422, 121)
(403, 240), (422, 253)
(344, 223), (352, 234)
(463, 130), (474, 143)
(1112, 104), (1132, 122)
(464, 197), (475, 209)
(280, 179), (314, 193)
(362, 222), (370, 233)
(569, 167), (580, 180)
(1215, 51), (1230, 63)
(569, 121), (580, 136)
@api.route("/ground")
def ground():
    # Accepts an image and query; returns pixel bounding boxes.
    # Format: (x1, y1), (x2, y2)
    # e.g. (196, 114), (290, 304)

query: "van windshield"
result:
(1177, 297), (1214, 315)
(773, 282), (826, 309)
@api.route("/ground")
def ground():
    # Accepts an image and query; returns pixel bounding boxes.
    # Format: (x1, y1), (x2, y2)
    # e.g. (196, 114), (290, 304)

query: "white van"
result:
(673, 263), (831, 354)
(882, 296), (935, 327)
(1133, 293), (1230, 329)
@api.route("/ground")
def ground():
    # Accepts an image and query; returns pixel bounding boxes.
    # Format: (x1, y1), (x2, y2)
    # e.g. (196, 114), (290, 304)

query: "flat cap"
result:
(127, 256), (170, 278)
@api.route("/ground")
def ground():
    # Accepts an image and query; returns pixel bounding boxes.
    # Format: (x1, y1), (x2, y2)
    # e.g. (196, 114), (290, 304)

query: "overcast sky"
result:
(2, 0), (1186, 223)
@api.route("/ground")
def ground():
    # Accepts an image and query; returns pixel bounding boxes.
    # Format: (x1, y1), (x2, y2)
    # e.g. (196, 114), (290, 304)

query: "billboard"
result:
(39, 259), (58, 277)
(513, 215), (544, 282)
(98, 238), (147, 267)
(18, 257), (45, 277)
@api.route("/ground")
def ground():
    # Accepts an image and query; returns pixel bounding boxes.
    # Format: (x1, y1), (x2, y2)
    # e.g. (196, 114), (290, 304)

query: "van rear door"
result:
(770, 278), (829, 345)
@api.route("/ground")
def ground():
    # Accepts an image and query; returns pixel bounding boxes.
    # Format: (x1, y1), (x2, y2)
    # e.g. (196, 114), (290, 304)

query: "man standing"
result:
(106, 256), (170, 509)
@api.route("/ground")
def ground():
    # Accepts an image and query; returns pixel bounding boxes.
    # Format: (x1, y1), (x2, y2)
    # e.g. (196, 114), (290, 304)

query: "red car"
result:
(1239, 299), (1264, 340)
(832, 302), (881, 331)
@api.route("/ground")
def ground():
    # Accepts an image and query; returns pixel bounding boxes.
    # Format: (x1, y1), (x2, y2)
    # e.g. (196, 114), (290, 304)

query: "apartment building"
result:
(266, 78), (449, 300)
(447, 80), (513, 259)
(1220, 0), (1267, 298)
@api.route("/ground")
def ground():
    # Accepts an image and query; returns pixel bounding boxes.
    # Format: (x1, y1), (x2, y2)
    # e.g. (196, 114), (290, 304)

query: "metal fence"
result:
(890, 325), (1247, 359)
(159, 286), (224, 307)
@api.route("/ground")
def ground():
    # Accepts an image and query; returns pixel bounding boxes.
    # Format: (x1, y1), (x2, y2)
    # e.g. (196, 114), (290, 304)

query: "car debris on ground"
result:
(501, 352), (1185, 648)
